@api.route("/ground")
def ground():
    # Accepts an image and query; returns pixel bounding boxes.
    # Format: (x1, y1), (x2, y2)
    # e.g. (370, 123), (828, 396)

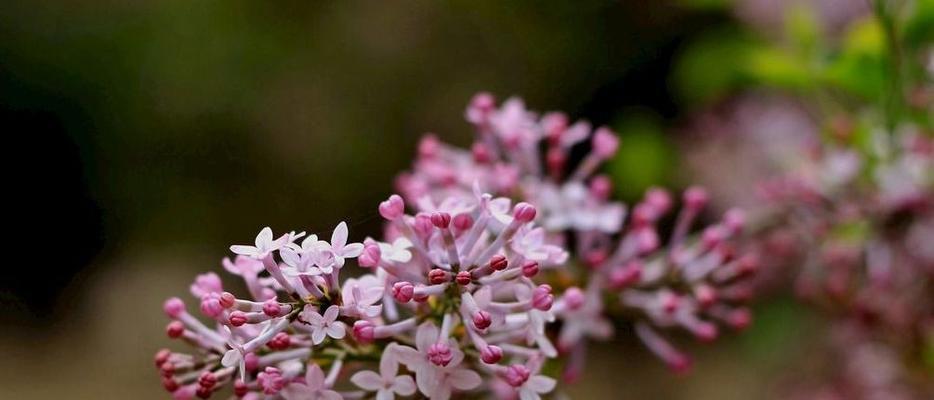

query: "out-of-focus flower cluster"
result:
(157, 192), (565, 400)
(758, 125), (934, 352)
(398, 93), (758, 374)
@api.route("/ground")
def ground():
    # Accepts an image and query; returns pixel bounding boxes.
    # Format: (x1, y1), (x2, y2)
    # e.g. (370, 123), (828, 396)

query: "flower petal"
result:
(392, 375), (416, 396)
(350, 370), (383, 391)
(305, 363), (326, 389)
(415, 322), (439, 352)
(331, 221), (349, 249)
(447, 368), (481, 390)
(526, 376), (556, 394)
(256, 227), (273, 247)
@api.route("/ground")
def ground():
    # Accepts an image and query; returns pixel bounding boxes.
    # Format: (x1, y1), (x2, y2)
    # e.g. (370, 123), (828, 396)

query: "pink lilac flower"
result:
(350, 344), (416, 400)
(396, 93), (758, 373)
(157, 188), (564, 399)
(280, 363), (342, 400)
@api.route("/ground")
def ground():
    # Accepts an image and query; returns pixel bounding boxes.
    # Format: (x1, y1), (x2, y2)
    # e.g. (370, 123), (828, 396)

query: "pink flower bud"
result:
(378, 194), (405, 221)
(154, 349), (171, 367)
(694, 284), (717, 308)
(166, 321), (184, 338)
(257, 367), (285, 395)
(701, 226), (724, 250)
(234, 380), (248, 397)
(452, 213), (473, 231)
(455, 271), (472, 286)
(694, 323), (719, 342)
(219, 292), (236, 309)
(267, 332), (290, 350)
(466, 92), (496, 124)
(684, 186), (708, 210)
(546, 147), (566, 173)
(661, 293), (680, 314)
(489, 255), (508, 271)
(738, 254), (759, 275)
(471, 142), (491, 163)
(418, 134), (441, 158)
(199, 294), (223, 318)
(430, 212), (452, 229)
(195, 385), (212, 399)
(562, 287), (585, 310)
(413, 213), (433, 238)
(473, 310), (492, 330)
(244, 353), (259, 372)
(636, 228), (660, 254)
(589, 175), (613, 199)
(532, 285), (554, 311)
(668, 354), (693, 374)
(504, 364), (531, 387)
(645, 187), (672, 214)
(358, 243), (381, 267)
(480, 345), (503, 364)
(512, 202), (537, 222)
(198, 371), (218, 389)
(352, 320), (375, 343)
(610, 261), (642, 289)
(263, 300), (281, 317)
(163, 297), (185, 318)
(728, 308), (752, 330)
(162, 377), (179, 393)
(723, 208), (745, 234)
(392, 281), (415, 303)
(228, 311), (247, 327)
(428, 269), (450, 285)
(521, 260), (539, 277)
(592, 127), (619, 159)
(428, 342), (454, 366)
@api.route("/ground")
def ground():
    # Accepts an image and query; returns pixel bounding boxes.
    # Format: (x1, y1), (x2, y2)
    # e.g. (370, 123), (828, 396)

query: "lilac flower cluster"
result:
(396, 93), (758, 374)
(157, 191), (564, 399)
(758, 126), (934, 341)
(156, 93), (758, 399)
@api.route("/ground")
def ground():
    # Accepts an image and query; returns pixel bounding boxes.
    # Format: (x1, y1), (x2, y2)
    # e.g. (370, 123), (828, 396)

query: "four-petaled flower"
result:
(350, 344), (417, 400)
(230, 227), (287, 259)
(326, 221), (365, 269)
(302, 305), (347, 345)
(281, 364), (342, 400)
(395, 322), (482, 400)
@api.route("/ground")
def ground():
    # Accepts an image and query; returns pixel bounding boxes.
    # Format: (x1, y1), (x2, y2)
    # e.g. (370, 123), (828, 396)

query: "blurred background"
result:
(0, 0), (916, 398)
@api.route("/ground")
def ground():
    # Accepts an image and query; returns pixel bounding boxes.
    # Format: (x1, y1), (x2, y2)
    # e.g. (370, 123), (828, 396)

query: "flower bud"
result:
(428, 269), (450, 285)
(353, 320), (375, 343)
(228, 311), (247, 327)
(163, 297), (185, 319)
(219, 292), (236, 309)
(489, 255), (508, 271)
(504, 364), (531, 387)
(392, 281), (414, 303)
(562, 287), (585, 310)
(532, 285), (554, 311)
(473, 310), (492, 330)
(358, 242), (381, 267)
(267, 332), (290, 350)
(430, 212), (452, 229)
(166, 321), (185, 338)
(263, 300), (282, 317)
(684, 186), (708, 210)
(480, 345), (503, 364)
(521, 260), (539, 277)
(455, 271), (472, 286)
(452, 213), (473, 231)
(592, 127), (619, 159)
(512, 202), (537, 222)
(378, 194), (405, 221)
